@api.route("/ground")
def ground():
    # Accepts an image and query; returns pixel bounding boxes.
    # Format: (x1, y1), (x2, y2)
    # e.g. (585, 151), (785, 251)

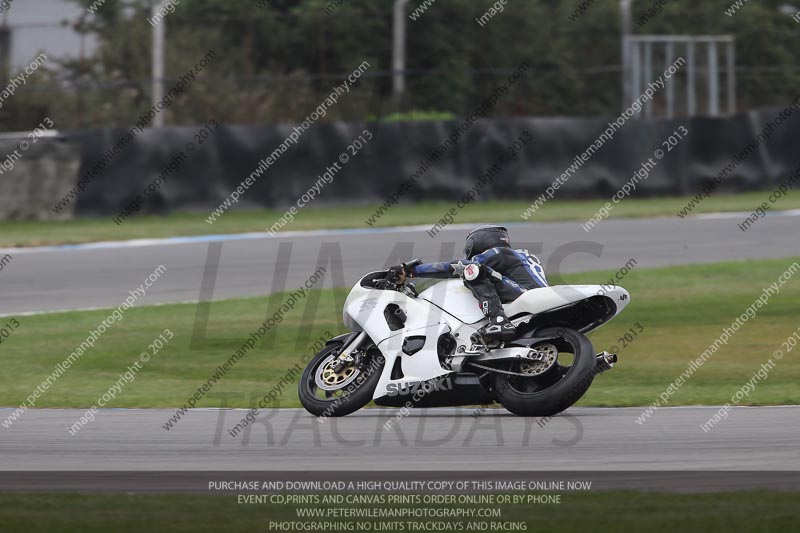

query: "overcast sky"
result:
(3, 0), (98, 70)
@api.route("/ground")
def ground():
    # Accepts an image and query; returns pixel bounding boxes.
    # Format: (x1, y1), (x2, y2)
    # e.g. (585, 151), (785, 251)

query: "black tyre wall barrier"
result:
(55, 107), (800, 217)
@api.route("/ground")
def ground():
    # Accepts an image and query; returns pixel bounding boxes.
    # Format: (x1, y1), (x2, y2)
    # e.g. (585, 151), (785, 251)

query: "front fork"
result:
(332, 331), (367, 370)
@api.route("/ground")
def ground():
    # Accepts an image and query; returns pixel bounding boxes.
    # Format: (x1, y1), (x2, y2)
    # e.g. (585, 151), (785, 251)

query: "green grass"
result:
(1, 257), (798, 409)
(3, 191), (796, 247)
(0, 491), (797, 532)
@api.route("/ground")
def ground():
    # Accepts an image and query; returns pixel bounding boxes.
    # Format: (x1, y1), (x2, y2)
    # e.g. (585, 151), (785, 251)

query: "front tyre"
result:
(298, 338), (384, 417)
(491, 327), (596, 417)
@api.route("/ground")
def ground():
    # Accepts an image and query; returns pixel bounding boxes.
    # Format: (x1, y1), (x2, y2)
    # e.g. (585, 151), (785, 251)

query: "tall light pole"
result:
(392, 0), (409, 101)
(620, 0), (632, 108)
(151, 0), (168, 128)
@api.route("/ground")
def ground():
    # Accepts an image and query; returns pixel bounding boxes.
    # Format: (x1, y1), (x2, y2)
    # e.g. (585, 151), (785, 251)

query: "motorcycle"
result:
(299, 258), (630, 417)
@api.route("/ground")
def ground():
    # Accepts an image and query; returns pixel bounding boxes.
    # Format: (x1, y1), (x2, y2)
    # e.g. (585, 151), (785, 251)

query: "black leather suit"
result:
(410, 247), (548, 319)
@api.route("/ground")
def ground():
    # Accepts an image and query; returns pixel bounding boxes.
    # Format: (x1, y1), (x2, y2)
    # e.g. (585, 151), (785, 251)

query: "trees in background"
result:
(0, 0), (798, 131)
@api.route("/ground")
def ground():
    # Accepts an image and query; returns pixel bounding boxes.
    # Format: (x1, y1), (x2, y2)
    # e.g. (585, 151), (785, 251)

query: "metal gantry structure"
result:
(623, 34), (736, 118)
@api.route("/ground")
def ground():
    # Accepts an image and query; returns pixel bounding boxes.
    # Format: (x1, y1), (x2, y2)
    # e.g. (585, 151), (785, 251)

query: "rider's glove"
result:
(388, 264), (411, 283)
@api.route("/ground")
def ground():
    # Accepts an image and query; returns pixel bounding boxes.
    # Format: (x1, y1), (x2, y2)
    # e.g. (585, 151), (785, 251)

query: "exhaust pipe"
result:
(595, 351), (618, 374)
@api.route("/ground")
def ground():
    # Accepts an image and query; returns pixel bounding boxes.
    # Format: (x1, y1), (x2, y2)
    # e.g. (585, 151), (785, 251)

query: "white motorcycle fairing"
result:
(418, 279), (629, 331)
(342, 272), (629, 402)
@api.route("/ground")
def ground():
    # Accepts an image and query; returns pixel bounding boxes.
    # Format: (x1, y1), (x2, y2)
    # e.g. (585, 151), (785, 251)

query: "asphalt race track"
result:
(2, 407), (798, 478)
(2, 213), (799, 316)
(2, 215), (799, 491)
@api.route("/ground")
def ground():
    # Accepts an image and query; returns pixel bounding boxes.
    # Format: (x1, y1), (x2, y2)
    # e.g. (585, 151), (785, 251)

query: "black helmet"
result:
(463, 224), (511, 258)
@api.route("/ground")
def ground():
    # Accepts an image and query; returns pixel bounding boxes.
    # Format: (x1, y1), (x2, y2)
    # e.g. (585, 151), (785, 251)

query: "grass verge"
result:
(2, 191), (797, 248)
(1, 257), (798, 409)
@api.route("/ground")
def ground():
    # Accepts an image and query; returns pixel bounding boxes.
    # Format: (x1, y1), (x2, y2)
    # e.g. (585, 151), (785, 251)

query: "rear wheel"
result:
(298, 337), (384, 417)
(488, 327), (595, 417)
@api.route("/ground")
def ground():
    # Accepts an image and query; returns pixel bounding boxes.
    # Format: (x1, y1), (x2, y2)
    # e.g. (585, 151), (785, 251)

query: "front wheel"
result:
(489, 327), (596, 417)
(298, 336), (385, 417)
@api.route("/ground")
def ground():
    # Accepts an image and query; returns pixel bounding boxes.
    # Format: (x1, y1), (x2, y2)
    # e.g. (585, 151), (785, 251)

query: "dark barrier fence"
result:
(6, 108), (799, 219)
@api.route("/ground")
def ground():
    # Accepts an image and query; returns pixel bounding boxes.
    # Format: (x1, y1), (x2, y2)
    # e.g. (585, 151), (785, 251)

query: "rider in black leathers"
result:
(390, 224), (548, 344)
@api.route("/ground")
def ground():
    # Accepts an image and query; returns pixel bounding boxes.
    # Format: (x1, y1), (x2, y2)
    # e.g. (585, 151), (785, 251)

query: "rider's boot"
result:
(471, 316), (517, 347)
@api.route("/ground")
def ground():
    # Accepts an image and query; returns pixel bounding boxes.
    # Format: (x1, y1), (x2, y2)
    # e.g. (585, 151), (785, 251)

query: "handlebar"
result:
(372, 258), (421, 297)
(372, 277), (399, 290)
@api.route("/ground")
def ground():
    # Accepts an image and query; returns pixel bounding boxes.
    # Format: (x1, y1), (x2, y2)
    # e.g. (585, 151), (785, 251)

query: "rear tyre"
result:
(298, 338), (384, 417)
(490, 327), (595, 417)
